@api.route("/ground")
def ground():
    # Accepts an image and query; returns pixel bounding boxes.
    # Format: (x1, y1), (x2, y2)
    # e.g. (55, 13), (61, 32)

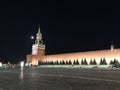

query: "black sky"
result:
(0, 1), (120, 63)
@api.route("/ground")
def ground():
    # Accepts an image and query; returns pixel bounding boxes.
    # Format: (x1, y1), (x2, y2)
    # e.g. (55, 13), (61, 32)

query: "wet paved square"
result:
(0, 68), (120, 90)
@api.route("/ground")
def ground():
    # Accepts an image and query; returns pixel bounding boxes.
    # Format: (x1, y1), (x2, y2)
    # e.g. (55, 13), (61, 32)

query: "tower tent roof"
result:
(37, 25), (42, 36)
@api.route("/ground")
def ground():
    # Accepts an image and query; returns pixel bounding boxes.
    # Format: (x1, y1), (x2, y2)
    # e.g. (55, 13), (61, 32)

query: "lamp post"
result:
(20, 61), (24, 70)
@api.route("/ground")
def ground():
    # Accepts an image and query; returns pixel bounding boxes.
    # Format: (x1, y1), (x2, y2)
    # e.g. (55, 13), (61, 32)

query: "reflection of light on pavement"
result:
(20, 70), (23, 79)
(32, 72), (36, 77)
(21, 67), (23, 70)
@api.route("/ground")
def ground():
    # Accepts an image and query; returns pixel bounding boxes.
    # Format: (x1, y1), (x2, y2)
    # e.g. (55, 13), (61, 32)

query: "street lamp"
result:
(0, 62), (2, 67)
(20, 61), (24, 70)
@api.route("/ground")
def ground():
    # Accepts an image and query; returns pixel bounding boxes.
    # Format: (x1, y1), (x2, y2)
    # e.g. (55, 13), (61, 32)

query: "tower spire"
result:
(32, 25), (45, 55)
(37, 24), (41, 36)
(35, 25), (42, 45)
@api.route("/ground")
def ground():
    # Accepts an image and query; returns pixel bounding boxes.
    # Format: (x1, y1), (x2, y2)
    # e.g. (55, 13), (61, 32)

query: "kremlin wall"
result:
(26, 27), (120, 66)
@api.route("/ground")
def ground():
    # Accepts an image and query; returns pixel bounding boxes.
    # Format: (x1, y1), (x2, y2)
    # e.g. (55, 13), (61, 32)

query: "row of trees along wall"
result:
(38, 58), (119, 65)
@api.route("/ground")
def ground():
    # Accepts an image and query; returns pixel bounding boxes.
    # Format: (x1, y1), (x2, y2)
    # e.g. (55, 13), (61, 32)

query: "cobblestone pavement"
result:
(0, 67), (120, 90)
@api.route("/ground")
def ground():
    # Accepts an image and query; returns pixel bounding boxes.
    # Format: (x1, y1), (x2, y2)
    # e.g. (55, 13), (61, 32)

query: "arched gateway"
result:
(26, 26), (120, 66)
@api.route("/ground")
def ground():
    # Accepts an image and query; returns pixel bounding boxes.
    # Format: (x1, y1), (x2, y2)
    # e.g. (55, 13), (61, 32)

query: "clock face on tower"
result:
(37, 36), (42, 41)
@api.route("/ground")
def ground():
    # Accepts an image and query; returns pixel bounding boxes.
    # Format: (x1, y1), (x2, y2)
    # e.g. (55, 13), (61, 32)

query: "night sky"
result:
(0, 1), (120, 63)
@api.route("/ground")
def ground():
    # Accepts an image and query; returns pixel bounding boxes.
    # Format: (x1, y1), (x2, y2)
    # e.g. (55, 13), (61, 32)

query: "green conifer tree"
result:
(66, 61), (69, 65)
(90, 59), (93, 65)
(81, 59), (84, 65)
(51, 61), (54, 65)
(114, 59), (119, 68)
(73, 60), (76, 65)
(110, 60), (113, 65)
(60, 60), (62, 65)
(100, 58), (103, 65)
(38, 61), (42, 65)
(76, 59), (79, 65)
(55, 60), (59, 65)
(93, 59), (97, 65)
(83, 58), (88, 65)
(62, 60), (65, 65)
(103, 58), (107, 65)
(68, 60), (72, 65)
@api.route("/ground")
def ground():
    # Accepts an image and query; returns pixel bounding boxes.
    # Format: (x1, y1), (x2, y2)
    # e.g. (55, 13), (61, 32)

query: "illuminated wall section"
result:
(31, 55), (38, 65)
(37, 48), (45, 61)
(26, 55), (32, 64)
(42, 49), (120, 65)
